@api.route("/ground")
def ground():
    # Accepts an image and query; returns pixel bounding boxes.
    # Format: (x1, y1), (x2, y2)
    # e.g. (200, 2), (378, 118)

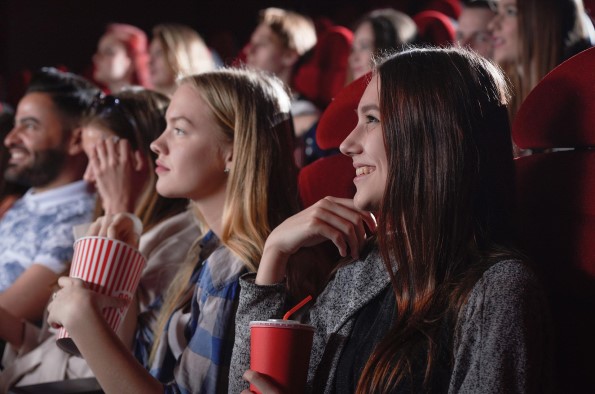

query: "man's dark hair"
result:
(26, 67), (100, 129)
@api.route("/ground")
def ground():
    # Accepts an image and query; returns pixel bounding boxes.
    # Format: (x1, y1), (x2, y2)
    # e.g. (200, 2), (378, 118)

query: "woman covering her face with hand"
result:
(46, 69), (299, 393)
(230, 47), (551, 393)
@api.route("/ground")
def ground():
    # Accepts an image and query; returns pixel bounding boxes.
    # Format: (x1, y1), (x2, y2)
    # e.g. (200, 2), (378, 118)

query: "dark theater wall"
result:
(0, 0), (413, 106)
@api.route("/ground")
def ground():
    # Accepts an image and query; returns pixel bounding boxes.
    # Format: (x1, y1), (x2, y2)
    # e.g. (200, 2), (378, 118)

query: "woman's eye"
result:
(505, 6), (518, 16)
(365, 115), (379, 124)
(174, 128), (185, 135)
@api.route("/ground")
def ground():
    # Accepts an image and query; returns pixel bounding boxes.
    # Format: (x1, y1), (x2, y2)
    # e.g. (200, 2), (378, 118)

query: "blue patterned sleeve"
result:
(163, 260), (243, 394)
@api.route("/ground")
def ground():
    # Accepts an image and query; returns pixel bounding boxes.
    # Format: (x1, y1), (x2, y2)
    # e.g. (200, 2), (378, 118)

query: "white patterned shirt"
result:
(0, 180), (96, 291)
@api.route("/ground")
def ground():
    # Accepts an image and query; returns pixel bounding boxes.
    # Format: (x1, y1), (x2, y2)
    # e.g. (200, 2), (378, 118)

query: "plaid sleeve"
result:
(165, 261), (242, 394)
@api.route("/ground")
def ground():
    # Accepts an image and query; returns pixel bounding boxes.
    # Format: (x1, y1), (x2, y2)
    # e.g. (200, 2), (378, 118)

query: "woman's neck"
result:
(192, 188), (226, 239)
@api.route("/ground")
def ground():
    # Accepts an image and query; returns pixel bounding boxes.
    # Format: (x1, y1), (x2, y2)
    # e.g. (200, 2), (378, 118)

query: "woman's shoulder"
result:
(474, 259), (539, 294)
(202, 244), (247, 291)
(460, 259), (546, 325)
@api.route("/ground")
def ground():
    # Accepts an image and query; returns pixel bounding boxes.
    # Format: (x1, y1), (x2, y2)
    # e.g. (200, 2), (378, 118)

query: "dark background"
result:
(0, 0), (437, 105)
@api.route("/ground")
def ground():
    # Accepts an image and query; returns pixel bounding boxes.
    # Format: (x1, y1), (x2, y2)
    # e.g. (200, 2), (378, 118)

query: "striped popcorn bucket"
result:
(56, 236), (146, 356)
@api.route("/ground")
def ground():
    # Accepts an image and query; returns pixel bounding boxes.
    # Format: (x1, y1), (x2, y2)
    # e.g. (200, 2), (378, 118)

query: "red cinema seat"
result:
(298, 74), (370, 208)
(512, 47), (595, 393)
(413, 10), (456, 46)
(293, 25), (354, 110)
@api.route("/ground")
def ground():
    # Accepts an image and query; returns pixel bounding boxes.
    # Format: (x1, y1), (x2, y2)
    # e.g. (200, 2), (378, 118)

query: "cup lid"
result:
(250, 319), (314, 331)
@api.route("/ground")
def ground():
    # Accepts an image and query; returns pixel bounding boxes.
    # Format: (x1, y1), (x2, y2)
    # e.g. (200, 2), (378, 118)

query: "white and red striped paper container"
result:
(56, 236), (146, 356)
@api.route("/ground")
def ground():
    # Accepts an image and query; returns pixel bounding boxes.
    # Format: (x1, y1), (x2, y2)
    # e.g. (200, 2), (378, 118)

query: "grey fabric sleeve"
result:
(228, 273), (288, 394)
(449, 260), (552, 394)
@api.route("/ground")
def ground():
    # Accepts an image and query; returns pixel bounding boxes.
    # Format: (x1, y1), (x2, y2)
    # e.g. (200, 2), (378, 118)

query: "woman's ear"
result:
(224, 146), (234, 173)
(67, 127), (85, 156)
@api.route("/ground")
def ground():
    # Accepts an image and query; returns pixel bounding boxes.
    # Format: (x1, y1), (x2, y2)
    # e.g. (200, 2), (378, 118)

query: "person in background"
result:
(0, 104), (27, 219)
(245, 7), (319, 138)
(93, 23), (151, 93)
(231, 47), (551, 393)
(149, 24), (215, 97)
(46, 68), (300, 393)
(456, 0), (495, 59)
(349, 8), (418, 81)
(0, 89), (199, 389)
(0, 68), (98, 330)
(489, 0), (593, 121)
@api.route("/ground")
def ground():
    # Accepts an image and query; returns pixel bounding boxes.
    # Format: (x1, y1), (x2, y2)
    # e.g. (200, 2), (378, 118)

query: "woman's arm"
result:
(230, 197), (375, 393)
(229, 275), (289, 393)
(256, 197), (376, 285)
(0, 306), (25, 347)
(0, 264), (58, 323)
(47, 277), (164, 394)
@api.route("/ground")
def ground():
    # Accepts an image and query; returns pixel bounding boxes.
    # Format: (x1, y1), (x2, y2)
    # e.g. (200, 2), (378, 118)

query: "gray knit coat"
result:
(229, 247), (551, 393)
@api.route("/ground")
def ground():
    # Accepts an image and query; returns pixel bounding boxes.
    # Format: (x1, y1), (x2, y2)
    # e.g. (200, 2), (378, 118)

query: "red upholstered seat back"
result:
(413, 10), (456, 46)
(293, 25), (353, 109)
(512, 47), (595, 392)
(298, 74), (370, 208)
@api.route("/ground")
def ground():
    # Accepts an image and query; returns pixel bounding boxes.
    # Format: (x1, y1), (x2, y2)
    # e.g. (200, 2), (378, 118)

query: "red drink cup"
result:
(250, 319), (315, 394)
(56, 236), (146, 356)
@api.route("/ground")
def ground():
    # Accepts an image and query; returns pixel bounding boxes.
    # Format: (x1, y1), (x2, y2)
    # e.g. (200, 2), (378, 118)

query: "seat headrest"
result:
(316, 73), (371, 150)
(413, 10), (456, 46)
(293, 25), (354, 109)
(513, 47), (595, 149)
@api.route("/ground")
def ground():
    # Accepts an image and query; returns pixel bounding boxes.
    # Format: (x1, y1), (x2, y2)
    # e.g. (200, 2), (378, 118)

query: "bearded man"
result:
(0, 68), (98, 325)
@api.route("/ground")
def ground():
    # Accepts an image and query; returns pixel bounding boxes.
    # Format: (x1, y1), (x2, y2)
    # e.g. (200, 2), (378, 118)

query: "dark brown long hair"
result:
(357, 47), (517, 392)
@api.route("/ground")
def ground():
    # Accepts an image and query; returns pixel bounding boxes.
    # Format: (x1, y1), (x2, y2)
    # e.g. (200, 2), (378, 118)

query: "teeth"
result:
(10, 151), (26, 160)
(356, 166), (374, 176)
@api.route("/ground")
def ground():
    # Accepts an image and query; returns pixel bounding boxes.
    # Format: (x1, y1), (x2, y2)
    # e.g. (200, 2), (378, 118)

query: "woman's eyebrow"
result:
(359, 104), (380, 113)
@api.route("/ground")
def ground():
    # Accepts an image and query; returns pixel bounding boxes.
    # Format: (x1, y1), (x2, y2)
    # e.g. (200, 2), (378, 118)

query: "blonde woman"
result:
(149, 24), (215, 96)
(46, 69), (299, 393)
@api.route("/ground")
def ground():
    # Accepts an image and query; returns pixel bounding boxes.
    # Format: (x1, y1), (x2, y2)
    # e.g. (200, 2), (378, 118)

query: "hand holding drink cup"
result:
(48, 213), (145, 356)
(246, 296), (315, 394)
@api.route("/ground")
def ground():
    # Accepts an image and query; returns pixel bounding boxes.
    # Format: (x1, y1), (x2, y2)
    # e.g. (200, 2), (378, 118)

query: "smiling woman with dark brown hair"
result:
(231, 47), (551, 393)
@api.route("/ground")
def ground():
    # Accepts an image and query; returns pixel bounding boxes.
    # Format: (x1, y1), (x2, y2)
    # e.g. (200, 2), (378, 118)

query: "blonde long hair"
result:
(152, 24), (215, 80)
(150, 68), (299, 361)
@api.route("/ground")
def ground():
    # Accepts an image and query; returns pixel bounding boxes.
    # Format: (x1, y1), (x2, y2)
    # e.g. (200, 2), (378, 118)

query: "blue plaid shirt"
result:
(149, 231), (247, 393)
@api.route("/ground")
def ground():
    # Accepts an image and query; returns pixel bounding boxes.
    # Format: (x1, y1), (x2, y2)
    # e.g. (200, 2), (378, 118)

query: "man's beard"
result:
(4, 147), (67, 188)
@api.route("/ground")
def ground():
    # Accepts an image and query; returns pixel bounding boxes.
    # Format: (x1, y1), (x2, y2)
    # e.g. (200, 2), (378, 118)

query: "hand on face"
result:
(85, 137), (144, 215)
(47, 276), (128, 332)
(256, 197), (376, 285)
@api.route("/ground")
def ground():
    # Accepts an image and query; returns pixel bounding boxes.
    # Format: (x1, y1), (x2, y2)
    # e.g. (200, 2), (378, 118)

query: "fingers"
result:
(242, 370), (280, 394)
(87, 219), (102, 236)
(313, 198), (368, 258)
(92, 137), (132, 172)
(57, 276), (86, 289)
(107, 213), (140, 246)
(323, 197), (377, 234)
